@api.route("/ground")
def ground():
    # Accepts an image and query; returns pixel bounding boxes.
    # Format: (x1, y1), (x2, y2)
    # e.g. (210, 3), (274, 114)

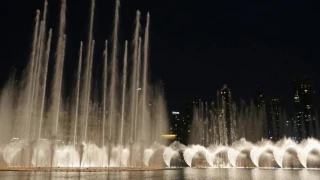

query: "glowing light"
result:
(162, 134), (176, 139)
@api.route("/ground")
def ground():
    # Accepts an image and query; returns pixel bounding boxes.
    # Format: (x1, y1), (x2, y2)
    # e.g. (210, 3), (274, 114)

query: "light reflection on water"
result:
(0, 168), (319, 180)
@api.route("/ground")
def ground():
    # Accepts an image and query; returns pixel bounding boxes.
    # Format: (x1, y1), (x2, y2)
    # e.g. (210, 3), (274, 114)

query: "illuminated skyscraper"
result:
(268, 97), (284, 141)
(293, 75), (317, 140)
(253, 85), (265, 108)
(170, 110), (190, 144)
(217, 84), (236, 145)
(253, 85), (268, 140)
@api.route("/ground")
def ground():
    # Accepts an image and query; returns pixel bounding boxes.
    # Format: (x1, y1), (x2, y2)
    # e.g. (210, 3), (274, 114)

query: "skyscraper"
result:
(217, 84), (236, 145)
(252, 85), (268, 140)
(268, 97), (284, 141)
(170, 110), (192, 144)
(293, 75), (317, 140)
(253, 85), (265, 108)
(181, 100), (194, 144)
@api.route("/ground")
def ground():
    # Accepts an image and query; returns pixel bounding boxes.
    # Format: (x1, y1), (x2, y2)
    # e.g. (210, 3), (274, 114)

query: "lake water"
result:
(0, 168), (320, 180)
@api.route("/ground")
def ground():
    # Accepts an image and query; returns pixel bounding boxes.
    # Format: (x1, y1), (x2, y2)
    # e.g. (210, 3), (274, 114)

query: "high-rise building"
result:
(293, 75), (317, 140)
(170, 111), (189, 144)
(252, 85), (268, 140)
(217, 84), (236, 145)
(253, 85), (265, 108)
(181, 100), (195, 144)
(268, 97), (284, 141)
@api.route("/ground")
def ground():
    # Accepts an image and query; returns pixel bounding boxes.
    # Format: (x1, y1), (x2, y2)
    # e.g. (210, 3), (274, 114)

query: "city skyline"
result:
(169, 75), (318, 144)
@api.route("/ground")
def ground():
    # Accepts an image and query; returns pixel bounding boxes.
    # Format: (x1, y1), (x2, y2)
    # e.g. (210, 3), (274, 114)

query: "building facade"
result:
(268, 97), (284, 141)
(293, 75), (317, 140)
(216, 84), (236, 145)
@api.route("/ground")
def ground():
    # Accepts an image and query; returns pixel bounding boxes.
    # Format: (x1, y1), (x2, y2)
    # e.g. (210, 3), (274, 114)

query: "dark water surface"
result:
(0, 168), (320, 180)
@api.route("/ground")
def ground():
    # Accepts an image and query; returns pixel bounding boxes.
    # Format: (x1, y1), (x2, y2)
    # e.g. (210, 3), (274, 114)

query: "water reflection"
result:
(0, 168), (320, 180)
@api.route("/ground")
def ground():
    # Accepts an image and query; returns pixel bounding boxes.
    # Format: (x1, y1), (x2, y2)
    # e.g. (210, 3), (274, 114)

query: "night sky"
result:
(2, 0), (318, 116)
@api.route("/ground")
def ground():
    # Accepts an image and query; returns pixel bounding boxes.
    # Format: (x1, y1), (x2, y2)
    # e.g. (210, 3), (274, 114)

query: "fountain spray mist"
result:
(108, 0), (120, 142)
(120, 41), (128, 166)
(130, 11), (141, 143)
(141, 13), (150, 143)
(84, 40), (95, 142)
(73, 42), (83, 146)
(1, 0), (171, 169)
(38, 29), (52, 140)
(83, 0), (95, 142)
(135, 37), (142, 142)
(102, 40), (108, 147)
(26, 10), (40, 141)
(51, 0), (66, 137)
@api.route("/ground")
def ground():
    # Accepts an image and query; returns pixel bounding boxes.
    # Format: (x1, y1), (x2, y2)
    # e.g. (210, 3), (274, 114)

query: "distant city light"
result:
(172, 111), (179, 115)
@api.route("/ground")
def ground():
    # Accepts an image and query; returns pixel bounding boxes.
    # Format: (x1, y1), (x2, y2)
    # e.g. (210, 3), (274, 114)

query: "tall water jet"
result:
(73, 42), (83, 146)
(84, 40), (95, 142)
(83, 0), (95, 142)
(36, 0), (50, 140)
(101, 40), (108, 167)
(141, 13), (150, 144)
(135, 37), (142, 141)
(108, 0), (120, 142)
(26, 10), (40, 141)
(38, 29), (52, 140)
(1, 0), (170, 169)
(102, 40), (108, 147)
(33, 20), (45, 140)
(120, 41), (128, 166)
(51, 0), (66, 138)
(34, 0), (49, 138)
(130, 11), (140, 143)
(128, 13), (140, 166)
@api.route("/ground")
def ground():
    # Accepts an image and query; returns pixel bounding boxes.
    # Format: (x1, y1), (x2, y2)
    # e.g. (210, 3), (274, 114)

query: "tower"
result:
(253, 85), (268, 140)
(293, 75), (317, 140)
(253, 85), (265, 108)
(268, 97), (284, 141)
(217, 84), (236, 145)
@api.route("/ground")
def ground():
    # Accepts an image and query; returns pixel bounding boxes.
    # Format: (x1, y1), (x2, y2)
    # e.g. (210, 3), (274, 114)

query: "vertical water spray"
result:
(135, 37), (142, 141)
(102, 40), (108, 147)
(83, 0), (95, 142)
(52, 0), (66, 137)
(120, 41), (128, 166)
(84, 40), (95, 142)
(141, 13), (150, 143)
(37, 0), (49, 141)
(101, 40), (108, 167)
(26, 10), (40, 141)
(38, 29), (52, 140)
(108, 0), (120, 142)
(1, 0), (171, 169)
(30, 20), (44, 140)
(73, 42), (83, 146)
(130, 11), (140, 143)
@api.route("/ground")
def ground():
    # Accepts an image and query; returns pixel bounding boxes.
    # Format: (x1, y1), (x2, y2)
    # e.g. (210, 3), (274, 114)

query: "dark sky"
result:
(2, 0), (318, 115)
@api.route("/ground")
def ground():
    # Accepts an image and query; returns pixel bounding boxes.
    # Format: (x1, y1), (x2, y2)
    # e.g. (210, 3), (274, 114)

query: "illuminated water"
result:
(0, 0), (168, 168)
(0, 168), (320, 180)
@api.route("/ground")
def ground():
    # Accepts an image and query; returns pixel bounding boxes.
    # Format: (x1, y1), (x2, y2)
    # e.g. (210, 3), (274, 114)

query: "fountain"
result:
(1, 0), (320, 172)
(0, 0), (169, 170)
